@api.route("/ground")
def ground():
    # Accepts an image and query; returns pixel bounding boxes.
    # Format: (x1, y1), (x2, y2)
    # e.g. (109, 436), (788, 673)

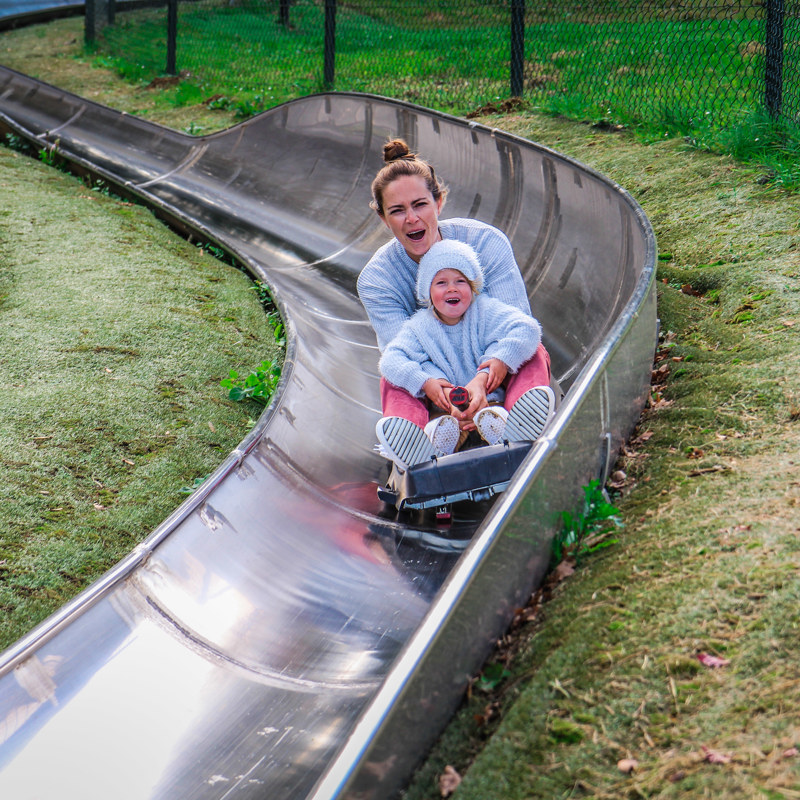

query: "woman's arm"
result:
(356, 244), (418, 351)
(443, 219), (532, 315)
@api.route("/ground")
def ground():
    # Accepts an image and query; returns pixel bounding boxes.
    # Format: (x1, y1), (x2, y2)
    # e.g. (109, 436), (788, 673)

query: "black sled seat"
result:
(378, 440), (534, 511)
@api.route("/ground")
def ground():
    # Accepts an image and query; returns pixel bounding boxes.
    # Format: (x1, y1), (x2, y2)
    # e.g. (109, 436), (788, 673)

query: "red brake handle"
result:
(449, 386), (470, 411)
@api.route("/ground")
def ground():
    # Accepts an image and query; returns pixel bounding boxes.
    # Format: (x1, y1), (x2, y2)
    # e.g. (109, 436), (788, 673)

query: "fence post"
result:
(280, 0), (290, 26)
(166, 0), (178, 76)
(324, 0), (336, 88)
(510, 0), (525, 98)
(85, 0), (95, 44)
(84, 0), (115, 42)
(765, 0), (784, 119)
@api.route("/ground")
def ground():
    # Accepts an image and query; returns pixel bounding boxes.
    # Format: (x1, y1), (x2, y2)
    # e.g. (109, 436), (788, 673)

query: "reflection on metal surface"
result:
(0, 0), (77, 15)
(0, 62), (656, 800)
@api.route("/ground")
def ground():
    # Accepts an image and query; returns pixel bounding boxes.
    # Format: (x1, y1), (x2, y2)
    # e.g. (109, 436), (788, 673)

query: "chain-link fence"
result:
(88, 0), (800, 131)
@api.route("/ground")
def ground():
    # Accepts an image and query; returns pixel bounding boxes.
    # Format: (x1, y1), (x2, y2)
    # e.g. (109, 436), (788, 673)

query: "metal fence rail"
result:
(87, 0), (800, 130)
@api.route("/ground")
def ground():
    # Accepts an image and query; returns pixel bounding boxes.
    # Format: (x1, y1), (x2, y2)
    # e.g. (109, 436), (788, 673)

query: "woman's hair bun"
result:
(383, 138), (412, 163)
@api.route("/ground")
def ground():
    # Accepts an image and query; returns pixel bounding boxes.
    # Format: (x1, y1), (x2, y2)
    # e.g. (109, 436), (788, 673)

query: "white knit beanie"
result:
(415, 240), (484, 304)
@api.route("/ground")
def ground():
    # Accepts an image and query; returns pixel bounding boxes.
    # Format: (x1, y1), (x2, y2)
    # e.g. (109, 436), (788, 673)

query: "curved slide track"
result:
(0, 64), (657, 799)
(0, 0), (90, 29)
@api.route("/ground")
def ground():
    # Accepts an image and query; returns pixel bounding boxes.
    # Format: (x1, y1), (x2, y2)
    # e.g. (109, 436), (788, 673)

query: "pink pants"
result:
(381, 343), (552, 428)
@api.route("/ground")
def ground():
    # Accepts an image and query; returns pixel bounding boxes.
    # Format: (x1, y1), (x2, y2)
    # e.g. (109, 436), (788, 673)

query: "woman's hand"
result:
(423, 377), (454, 412)
(478, 358), (508, 393)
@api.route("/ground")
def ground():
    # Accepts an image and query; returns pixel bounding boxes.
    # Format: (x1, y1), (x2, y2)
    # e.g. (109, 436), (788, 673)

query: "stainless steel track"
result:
(0, 63), (657, 799)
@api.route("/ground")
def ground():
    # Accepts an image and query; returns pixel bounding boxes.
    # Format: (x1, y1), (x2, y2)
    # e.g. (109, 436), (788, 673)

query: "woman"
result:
(357, 139), (553, 470)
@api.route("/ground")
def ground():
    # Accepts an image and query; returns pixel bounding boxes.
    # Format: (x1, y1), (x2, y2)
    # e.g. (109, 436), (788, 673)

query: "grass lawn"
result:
(2, 15), (800, 798)
(0, 142), (281, 650)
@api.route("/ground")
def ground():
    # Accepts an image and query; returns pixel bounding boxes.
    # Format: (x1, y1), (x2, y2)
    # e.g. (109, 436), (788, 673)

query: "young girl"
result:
(376, 240), (555, 471)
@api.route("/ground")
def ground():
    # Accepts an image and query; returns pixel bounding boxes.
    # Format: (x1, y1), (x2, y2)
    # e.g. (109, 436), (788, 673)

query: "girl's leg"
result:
(378, 380), (462, 467)
(380, 378), (429, 428)
(503, 343), (552, 412)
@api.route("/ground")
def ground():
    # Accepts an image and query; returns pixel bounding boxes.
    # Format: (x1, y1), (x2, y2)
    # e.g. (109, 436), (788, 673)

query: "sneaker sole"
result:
(505, 386), (555, 442)
(427, 415), (461, 455)
(474, 407), (508, 445)
(376, 417), (437, 471)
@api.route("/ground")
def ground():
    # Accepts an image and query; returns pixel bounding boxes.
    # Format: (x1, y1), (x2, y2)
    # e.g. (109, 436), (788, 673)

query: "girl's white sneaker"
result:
(424, 414), (461, 455)
(473, 405), (509, 445)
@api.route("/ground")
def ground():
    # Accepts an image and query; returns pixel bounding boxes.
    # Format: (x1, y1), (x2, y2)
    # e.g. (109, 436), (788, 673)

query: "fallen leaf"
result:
(549, 558), (575, 584)
(439, 765), (461, 797)
(617, 758), (638, 774)
(782, 747), (799, 759)
(649, 397), (674, 411)
(652, 364), (670, 380)
(696, 652), (730, 668)
(701, 746), (732, 764)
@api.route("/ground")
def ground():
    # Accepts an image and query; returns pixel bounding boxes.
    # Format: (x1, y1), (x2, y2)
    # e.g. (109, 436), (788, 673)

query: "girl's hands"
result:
(422, 377), (454, 412)
(479, 358), (508, 393)
(426, 360), (508, 429)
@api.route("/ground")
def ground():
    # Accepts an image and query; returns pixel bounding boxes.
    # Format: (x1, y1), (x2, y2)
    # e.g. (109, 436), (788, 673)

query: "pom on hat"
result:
(415, 240), (484, 304)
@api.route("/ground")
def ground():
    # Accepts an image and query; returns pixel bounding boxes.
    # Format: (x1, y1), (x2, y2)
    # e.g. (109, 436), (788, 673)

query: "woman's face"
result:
(380, 174), (444, 263)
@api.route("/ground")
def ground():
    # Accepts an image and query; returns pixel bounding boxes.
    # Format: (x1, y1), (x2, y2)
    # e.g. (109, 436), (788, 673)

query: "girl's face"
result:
(430, 268), (472, 324)
(380, 174), (444, 263)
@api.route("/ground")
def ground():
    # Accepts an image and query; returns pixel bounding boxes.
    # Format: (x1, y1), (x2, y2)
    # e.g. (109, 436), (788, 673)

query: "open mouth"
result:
(445, 298), (461, 306)
(407, 230), (425, 242)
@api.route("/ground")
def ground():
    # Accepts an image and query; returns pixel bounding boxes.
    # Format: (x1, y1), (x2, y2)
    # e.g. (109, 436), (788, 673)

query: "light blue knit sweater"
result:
(357, 218), (532, 352)
(379, 293), (542, 398)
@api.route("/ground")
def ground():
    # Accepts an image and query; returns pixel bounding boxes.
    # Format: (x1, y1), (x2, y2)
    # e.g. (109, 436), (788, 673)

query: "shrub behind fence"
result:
(89, 0), (800, 132)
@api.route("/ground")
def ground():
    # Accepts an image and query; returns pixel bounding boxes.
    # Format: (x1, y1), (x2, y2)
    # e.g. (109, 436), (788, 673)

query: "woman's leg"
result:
(503, 343), (552, 412)
(380, 378), (429, 428)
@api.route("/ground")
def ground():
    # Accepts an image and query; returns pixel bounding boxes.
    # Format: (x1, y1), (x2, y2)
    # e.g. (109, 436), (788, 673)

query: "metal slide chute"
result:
(0, 63), (656, 799)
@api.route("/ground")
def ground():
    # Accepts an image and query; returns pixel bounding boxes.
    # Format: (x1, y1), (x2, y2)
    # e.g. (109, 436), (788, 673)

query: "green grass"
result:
(0, 145), (281, 650)
(97, 2), (766, 120)
(83, 0), (800, 187)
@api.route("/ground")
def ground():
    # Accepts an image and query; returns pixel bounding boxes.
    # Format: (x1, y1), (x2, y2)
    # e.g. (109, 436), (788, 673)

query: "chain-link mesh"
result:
(92, 0), (800, 131)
